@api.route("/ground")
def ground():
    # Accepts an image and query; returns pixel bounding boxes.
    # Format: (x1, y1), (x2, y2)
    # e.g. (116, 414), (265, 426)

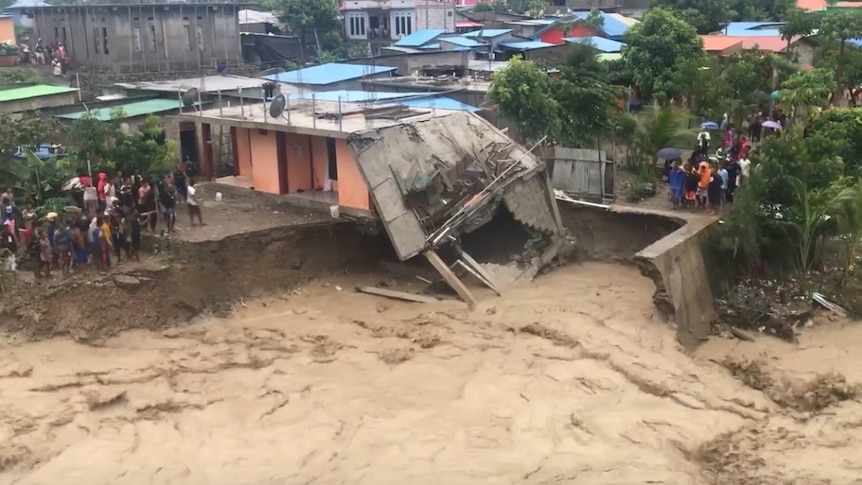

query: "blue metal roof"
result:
(288, 90), (428, 103)
(851, 38), (862, 48)
(440, 36), (483, 47)
(394, 29), (446, 47)
(499, 41), (555, 50)
(564, 37), (627, 53)
(464, 29), (513, 38)
(571, 12), (630, 38)
(262, 63), (397, 86)
(4, 0), (49, 8)
(419, 43), (441, 50)
(391, 96), (480, 112)
(722, 22), (785, 36)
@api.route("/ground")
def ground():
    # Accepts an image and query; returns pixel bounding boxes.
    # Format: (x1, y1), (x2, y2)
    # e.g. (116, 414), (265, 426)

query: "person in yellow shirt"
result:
(99, 216), (113, 269)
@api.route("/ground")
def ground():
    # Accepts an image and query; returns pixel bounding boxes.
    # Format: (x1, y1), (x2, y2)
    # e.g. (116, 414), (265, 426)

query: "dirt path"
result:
(5, 262), (854, 485)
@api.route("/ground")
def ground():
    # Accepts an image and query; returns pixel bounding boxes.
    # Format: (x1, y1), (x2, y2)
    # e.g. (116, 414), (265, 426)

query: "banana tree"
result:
(832, 182), (862, 287)
(18, 150), (71, 206)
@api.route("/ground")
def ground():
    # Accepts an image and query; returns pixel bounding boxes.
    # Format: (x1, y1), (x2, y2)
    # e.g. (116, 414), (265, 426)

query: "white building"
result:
(342, 0), (456, 41)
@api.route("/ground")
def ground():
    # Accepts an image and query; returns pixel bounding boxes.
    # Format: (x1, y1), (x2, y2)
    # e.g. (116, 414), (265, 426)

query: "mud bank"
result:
(559, 203), (717, 348)
(0, 222), (390, 341)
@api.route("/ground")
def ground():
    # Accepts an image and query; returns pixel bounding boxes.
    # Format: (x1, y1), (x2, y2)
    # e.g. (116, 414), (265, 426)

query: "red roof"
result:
(456, 20), (483, 28)
(797, 0), (828, 10)
(701, 35), (743, 52)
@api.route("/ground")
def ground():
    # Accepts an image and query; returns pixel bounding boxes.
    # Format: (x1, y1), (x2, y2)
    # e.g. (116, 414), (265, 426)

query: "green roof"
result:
(0, 84), (78, 103)
(55, 98), (182, 121)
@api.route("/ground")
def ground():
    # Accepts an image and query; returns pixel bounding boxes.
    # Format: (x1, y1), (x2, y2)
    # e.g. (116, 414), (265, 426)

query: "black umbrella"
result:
(657, 147), (681, 160)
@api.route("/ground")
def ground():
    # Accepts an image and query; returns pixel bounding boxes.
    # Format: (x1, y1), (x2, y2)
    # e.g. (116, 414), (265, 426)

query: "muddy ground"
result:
(1, 200), (861, 484)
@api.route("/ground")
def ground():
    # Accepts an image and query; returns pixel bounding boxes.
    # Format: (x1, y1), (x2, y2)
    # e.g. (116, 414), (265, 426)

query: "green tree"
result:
(472, 2), (494, 12)
(819, 10), (862, 94)
(623, 8), (704, 100)
(553, 44), (622, 146)
(780, 8), (817, 60)
(487, 56), (561, 144)
(780, 68), (836, 124)
(728, 0), (794, 22)
(261, 0), (341, 53)
(833, 182), (862, 287)
(649, 0), (729, 34)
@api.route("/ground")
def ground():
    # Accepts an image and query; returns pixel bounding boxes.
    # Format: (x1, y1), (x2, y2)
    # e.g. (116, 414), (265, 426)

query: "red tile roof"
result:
(797, 0), (828, 10)
(701, 35), (744, 52)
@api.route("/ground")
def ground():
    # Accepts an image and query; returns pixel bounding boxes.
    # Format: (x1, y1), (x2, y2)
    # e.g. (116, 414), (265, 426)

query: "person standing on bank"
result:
(186, 180), (204, 226)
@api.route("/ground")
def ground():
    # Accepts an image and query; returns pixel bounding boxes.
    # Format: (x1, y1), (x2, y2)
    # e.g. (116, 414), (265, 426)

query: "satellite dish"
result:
(119, 122), (130, 134)
(182, 87), (199, 108)
(269, 94), (286, 118)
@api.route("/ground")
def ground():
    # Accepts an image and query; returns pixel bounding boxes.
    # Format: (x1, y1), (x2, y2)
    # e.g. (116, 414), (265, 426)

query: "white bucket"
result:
(329, 205), (340, 219)
(215, 192), (223, 202)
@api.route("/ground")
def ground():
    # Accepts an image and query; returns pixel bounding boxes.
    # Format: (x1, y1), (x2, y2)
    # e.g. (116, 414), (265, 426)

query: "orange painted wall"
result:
(285, 133), (313, 193)
(248, 129), (280, 194)
(234, 128), (253, 178)
(0, 17), (15, 44)
(310, 135), (329, 190)
(335, 139), (370, 210)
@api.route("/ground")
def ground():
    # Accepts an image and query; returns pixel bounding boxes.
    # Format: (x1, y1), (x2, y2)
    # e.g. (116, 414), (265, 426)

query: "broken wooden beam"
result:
(425, 249), (477, 309)
(358, 286), (440, 304)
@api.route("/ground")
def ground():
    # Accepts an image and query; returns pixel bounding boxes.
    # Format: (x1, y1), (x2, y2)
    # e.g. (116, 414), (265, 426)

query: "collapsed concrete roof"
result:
(346, 111), (566, 284)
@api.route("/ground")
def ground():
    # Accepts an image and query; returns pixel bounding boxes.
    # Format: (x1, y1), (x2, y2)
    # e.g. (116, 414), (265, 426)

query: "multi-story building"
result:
(341, 0), (457, 41)
(30, 1), (252, 73)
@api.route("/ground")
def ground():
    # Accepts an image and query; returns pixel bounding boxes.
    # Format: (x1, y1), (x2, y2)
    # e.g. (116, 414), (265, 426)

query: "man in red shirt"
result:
(96, 172), (108, 212)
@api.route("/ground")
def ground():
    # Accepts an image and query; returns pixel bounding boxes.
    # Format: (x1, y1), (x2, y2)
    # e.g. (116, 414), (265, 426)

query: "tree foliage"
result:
(487, 56), (561, 144)
(650, 0), (794, 34)
(262, 0), (340, 36)
(623, 9), (704, 99)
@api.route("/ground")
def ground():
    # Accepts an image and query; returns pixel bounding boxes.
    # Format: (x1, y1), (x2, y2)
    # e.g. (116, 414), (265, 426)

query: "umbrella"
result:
(657, 147), (682, 160)
(763, 120), (782, 130)
(700, 121), (719, 130)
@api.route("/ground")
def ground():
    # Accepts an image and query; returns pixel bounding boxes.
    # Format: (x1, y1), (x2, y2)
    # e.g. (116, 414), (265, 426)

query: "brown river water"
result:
(1, 262), (861, 485)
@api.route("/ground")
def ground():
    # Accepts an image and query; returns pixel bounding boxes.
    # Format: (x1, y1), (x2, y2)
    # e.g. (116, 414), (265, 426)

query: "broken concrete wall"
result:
(557, 200), (716, 349)
(347, 111), (554, 261)
(503, 173), (559, 234)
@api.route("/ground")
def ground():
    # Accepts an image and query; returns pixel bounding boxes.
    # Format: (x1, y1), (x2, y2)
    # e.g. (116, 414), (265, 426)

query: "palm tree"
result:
(832, 182), (862, 287)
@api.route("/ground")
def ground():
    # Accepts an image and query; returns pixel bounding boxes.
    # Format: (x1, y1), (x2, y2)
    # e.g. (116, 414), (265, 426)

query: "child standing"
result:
(668, 160), (685, 209)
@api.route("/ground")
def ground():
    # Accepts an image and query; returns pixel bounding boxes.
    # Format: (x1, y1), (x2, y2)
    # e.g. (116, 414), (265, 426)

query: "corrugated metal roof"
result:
(394, 97), (480, 112)
(499, 40), (554, 50)
(262, 63), (397, 86)
(116, 75), (265, 93)
(464, 29), (513, 38)
(700, 35), (745, 52)
(288, 90), (428, 103)
(440, 36), (483, 47)
(238, 9), (278, 25)
(597, 53), (622, 62)
(571, 12), (635, 38)
(0, 84), (77, 103)
(4, 0), (49, 9)
(55, 99), (182, 121)
(722, 21), (785, 35)
(564, 37), (627, 53)
(851, 38), (862, 47)
(394, 29), (446, 47)
(419, 43), (441, 49)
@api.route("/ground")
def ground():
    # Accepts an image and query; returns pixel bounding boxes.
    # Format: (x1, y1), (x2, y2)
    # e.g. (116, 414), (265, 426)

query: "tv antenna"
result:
(269, 93), (287, 118)
(182, 87), (199, 109)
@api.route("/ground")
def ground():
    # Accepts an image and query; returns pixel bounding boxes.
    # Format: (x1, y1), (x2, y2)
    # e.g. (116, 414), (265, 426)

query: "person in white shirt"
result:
(696, 130), (711, 155)
(737, 157), (752, 186)
(186, 180), (204, 226)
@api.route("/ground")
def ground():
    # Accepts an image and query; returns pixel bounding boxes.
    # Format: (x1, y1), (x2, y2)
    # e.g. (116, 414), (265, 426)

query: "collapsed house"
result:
(346, 112), (569, 307)
(174, 96), (568, 307)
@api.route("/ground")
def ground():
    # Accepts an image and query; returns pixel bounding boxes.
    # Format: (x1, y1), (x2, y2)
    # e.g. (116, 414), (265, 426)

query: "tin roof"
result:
(262, 63), (397, 86)
(564, 37), (627, 53)
(0, 84), (76, 103)
(394, 29), (446, 47)
(54, 98), (182, 121)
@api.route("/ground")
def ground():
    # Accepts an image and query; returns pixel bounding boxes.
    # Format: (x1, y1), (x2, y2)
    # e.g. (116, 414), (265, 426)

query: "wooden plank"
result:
(425, 250), (477, 309)
(358, 286), (440, 304)
(457, 250), (501, 295)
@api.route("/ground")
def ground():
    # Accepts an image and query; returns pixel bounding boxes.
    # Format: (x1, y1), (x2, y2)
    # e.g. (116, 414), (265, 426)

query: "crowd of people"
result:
(0, 164), (204, 280)
(664, 118), (760, 214)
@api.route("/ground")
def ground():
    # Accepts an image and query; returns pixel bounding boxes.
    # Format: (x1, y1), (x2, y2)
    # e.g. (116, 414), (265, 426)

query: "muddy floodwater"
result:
(1, 263), (861, 485)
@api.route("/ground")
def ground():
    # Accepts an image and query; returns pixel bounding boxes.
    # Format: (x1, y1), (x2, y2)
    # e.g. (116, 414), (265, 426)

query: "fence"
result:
(542, 147), (614, 201)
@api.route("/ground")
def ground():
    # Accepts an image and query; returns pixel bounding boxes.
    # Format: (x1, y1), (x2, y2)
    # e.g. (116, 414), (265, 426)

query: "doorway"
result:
(179, 123), (198, 169)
